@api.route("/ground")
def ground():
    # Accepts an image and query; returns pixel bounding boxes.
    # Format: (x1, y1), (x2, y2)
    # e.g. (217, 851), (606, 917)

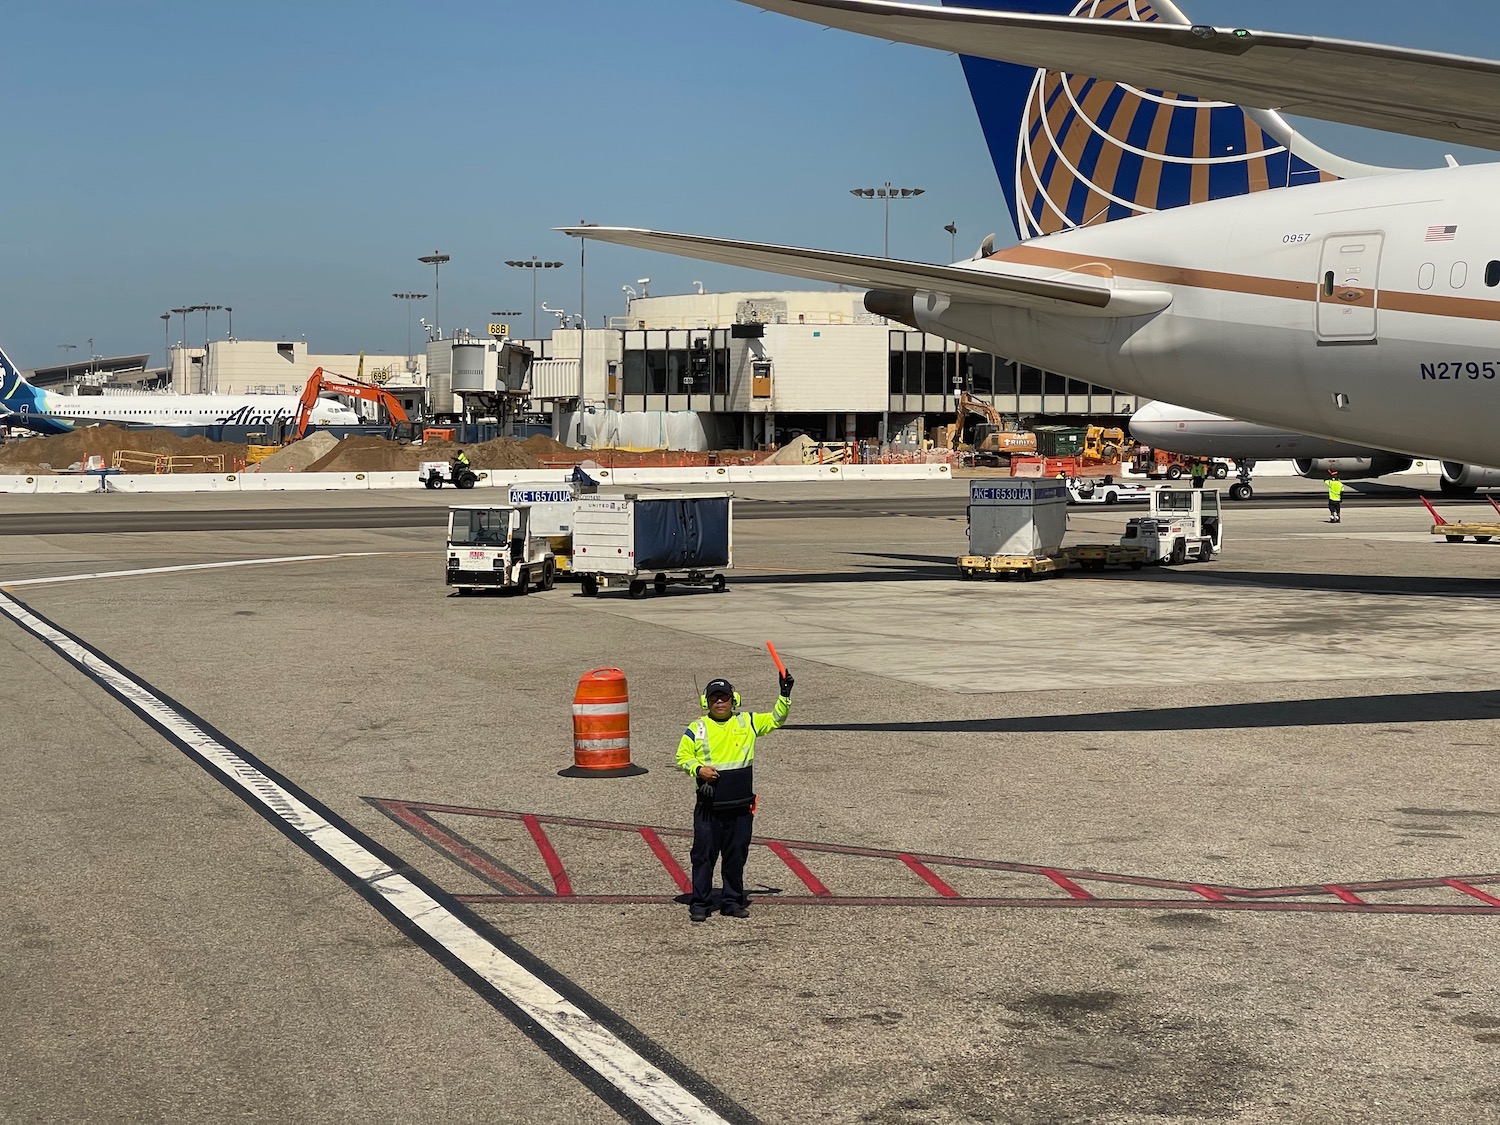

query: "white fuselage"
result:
(915, 163), (1500, 467)
(20, 392), (358, 429)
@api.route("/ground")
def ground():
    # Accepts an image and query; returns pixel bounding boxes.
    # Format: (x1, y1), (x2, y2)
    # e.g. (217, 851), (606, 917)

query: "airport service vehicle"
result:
(506, 481), (580, 571)
(1131, 448), (1229, 484)
(1066, 478), (1151, 506)
(420, 461), (479, 489)
(572, 491), (732, 598)
(1121, 488), (1223, 566)
(570, 0), (1500, 477)
(445, 505), (555, 594)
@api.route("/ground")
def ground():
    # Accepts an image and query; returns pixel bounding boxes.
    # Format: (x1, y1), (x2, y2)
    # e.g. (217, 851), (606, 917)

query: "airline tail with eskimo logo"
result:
(0, 345), (54, 425)
(939, 0), (1397, 243)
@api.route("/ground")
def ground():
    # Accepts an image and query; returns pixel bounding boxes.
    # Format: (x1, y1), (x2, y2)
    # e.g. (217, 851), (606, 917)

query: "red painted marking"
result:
(767, 842), (831, 896)
(371, 799), (538, 895)
(1042, 869), (1094, 901)
(1323, 885), (1365, 905)
(522, 814), (572, 897)
(640, 827), (692, 894)
(901, 855), (961, 898)
(1444, 878), (1500, 906)
(371, 801), (1500, 916)
(452, 893), (1500, 915)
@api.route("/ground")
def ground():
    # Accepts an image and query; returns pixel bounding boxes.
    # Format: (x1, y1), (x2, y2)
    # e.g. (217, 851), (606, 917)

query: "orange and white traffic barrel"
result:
(560, 667), (647, 778)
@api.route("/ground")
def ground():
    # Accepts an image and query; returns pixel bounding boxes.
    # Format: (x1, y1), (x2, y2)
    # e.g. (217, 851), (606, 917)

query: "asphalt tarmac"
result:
(5, 475), (1500, 1124)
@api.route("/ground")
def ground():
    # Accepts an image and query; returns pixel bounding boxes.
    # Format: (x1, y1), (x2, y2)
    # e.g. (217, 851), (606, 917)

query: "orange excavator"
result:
(290, 366), (409, 441)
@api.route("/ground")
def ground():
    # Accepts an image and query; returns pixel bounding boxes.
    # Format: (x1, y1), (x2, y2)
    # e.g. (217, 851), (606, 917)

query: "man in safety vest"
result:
(1191, 460), (1207, 489)
(676, 672), (793, 922)
(1326, 469), (1344, 523)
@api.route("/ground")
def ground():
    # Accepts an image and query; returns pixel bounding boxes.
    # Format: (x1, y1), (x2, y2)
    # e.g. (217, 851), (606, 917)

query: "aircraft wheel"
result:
(1229, 483), (1252, 501)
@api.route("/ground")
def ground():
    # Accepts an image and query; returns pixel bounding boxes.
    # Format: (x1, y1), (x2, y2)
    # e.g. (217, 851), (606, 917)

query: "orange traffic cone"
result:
(560, 667), (647, 778)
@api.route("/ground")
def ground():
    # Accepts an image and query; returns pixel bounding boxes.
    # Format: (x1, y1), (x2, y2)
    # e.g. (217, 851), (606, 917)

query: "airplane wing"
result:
(558, 227), (1170, 317)
(743, 0), (1500, 151)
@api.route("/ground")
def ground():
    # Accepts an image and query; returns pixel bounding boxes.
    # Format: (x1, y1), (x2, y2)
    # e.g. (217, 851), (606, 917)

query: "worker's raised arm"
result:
(752, 674), (793, 736)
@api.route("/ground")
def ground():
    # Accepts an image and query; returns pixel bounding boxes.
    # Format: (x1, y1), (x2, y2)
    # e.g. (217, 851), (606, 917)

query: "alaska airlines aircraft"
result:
(0, 345), (359, 435)
(565, 0), (1500, 471)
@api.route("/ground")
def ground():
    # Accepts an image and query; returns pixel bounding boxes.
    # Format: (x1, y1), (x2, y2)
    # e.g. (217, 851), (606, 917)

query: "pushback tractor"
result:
(1121, 487), (1223, 565)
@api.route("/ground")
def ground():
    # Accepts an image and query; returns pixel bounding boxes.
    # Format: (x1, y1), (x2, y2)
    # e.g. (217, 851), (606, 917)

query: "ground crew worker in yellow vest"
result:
(1326, 470), (1344, 523)
(676, 673), (792, 922)
(1191, 460), (1207, 488)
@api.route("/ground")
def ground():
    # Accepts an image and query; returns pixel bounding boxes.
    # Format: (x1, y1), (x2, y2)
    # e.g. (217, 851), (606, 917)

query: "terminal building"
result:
(88, 287), (1136, 450)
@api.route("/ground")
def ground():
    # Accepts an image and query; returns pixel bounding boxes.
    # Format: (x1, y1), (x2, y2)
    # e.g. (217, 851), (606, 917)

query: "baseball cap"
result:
(704, 678), (735, 699)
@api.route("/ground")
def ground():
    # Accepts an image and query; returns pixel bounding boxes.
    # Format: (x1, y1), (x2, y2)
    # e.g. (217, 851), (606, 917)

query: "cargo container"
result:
(572, 491), (733, 597)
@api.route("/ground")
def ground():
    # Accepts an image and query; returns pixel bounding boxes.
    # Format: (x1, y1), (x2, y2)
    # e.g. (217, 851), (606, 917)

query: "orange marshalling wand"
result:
(766, 641), (787, 678)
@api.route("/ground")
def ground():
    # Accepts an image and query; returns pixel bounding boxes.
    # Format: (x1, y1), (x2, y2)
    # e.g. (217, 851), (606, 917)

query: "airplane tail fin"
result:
(0, 345), (42, 414)
(942, 0), (1396, 241)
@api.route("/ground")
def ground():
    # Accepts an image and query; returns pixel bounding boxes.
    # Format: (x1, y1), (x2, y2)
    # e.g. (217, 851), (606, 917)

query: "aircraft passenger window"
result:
(1451, 262), (1469, 289)
(1419, 263), (1435, 291)
(1323, 272), (1335, 297)
(1487, 261), (1500, 287)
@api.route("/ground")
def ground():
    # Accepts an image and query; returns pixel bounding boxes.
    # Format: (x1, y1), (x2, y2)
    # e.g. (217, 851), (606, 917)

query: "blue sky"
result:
(5, 0), (1499, 370)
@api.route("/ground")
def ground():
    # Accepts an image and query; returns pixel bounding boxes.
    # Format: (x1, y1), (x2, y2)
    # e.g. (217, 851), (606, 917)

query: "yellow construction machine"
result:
(1081, 424), (1129, 465)
(949, 392), (1035, 466)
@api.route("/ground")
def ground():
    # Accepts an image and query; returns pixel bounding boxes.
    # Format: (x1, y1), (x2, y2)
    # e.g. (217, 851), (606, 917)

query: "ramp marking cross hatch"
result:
(369, 801), (1500, 917)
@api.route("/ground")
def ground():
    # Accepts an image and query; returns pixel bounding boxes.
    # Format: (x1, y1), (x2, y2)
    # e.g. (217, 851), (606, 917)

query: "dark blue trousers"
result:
(690, 803), (754, 911)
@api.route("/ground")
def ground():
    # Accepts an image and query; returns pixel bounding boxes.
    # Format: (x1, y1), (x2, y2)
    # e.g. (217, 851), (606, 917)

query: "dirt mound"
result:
(253, 431), (340, 473)
(305, 434), (558, 473)
(0, 426), (248, 473)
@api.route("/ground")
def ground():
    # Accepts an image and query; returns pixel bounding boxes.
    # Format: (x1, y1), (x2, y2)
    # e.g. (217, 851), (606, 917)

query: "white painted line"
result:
(1, 553), (386, 588)
(0, 590), (730, 1125)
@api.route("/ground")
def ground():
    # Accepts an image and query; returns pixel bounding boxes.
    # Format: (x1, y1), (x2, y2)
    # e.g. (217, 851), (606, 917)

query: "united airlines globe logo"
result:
(1015, 0), (1335, 238)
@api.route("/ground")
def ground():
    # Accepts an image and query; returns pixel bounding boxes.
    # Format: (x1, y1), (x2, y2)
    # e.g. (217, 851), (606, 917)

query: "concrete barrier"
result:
(0, 474), (40, 494)
(27, 475), (106, 494)
(237, 472), (371, 491)
(108, 473), (242, 493)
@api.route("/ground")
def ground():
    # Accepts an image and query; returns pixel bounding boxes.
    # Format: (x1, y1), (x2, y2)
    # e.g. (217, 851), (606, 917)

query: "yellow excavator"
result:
(949, 392), (1036, 466)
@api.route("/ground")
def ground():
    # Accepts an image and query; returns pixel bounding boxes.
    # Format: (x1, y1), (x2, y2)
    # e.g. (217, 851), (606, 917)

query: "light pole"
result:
(418, 252), (450, 340)
(393, 292), (428, 360)
(57, 343), (77, 380)
(225, 306), (233, 340)
(193, 305), (223, 350)
(944, 222), (958, 261)
(849, 182), (926, 256)
(505, 256), (563, 339)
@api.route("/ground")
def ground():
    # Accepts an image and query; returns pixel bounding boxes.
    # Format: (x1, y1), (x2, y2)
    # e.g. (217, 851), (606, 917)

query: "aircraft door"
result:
(1316, 233), (1384, 342)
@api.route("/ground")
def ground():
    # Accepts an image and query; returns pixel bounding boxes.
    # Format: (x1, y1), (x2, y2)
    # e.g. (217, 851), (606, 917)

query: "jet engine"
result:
(1293, 456), (1413, 480)
(1440, 462), (1500, 496)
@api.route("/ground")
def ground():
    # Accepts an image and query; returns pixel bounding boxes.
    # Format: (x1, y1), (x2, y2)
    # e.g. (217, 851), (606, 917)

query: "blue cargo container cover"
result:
(634, 496), (731, 570)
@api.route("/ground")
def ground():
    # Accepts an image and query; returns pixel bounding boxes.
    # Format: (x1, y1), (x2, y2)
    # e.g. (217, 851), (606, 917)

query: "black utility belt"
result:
(699, 765), (753, 809)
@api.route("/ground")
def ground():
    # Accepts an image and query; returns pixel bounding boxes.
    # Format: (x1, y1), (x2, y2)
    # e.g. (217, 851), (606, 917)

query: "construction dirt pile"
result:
(0, 426), (767, 476)
(252, 431), (340, 473)
(304, 434), (573, 474)
(0, 426), (249, 474)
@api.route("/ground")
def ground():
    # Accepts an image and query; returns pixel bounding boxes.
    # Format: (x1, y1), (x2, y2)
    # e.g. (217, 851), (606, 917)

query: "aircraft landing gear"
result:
(1228, 458), (1255, 501)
